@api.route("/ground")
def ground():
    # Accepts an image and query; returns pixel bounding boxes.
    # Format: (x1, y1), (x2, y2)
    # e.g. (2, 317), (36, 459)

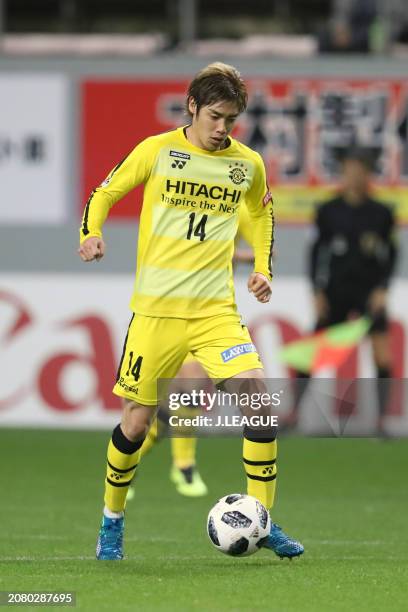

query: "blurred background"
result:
(1, 0), (408, 434)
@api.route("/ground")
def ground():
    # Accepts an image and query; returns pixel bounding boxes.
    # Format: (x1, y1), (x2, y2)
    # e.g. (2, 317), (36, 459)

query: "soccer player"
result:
(128, 206), (257, 499)
(287, 146), (398, 434)
(79, 62), (304, 561)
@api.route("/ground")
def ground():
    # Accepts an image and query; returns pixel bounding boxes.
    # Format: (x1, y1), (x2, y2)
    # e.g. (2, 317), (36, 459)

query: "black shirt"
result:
(310, 195), (398, 296)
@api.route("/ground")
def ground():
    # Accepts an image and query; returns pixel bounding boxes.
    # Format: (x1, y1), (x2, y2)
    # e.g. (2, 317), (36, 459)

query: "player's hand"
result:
(368, 287), (387, 314)
(248, 272), (272, 303)
(78, 236), (106, 262)
(314, 289), (329, 320)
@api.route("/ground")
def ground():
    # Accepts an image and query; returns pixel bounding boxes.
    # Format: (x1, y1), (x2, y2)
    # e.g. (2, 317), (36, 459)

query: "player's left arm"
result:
(368, 206), (399, 313)
(381, 206), (399, 285)
(245, 154), (274, 303)
(234, 205), (254, 264)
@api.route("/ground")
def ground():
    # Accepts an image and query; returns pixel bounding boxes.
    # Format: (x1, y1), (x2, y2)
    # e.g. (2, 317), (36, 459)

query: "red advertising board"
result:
(82, 78), (408, 223)
(82, 80), (189, 219)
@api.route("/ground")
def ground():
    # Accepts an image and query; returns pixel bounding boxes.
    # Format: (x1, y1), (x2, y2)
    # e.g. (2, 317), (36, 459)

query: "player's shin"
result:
(104, 424), (144, 513)
(172, 436), (197, 468)
(377, 366), (391, 418)
(139, 418), (159, 459)
(243, 427), (277, 510)
(170, 429), (207, 496)
(139, 411), (169, 459)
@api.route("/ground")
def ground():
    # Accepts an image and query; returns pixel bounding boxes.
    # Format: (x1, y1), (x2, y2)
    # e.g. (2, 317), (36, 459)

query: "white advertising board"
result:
(0, 74), (68, 224)
(0, 274), (407, 433)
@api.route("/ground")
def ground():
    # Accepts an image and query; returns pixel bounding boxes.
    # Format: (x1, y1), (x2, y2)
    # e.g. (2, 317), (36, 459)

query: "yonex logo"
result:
(110, 472), (123, 481)
(170, 150), (190, 170)
(172, 159), (187, 169)
(221, 343), (256, 362)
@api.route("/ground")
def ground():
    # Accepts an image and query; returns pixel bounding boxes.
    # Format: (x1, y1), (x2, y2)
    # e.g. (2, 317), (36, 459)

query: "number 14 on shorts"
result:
(126, 352), (143, 382)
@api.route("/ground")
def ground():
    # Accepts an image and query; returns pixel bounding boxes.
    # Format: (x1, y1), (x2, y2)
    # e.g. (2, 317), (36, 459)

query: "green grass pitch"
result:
(0, 429), (407, 611)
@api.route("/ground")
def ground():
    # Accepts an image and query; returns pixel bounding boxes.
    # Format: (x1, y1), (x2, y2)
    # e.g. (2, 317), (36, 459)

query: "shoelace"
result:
(270, 524), (290, 544)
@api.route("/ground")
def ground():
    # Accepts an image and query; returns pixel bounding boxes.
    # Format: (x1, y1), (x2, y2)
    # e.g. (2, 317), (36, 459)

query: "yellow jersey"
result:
(80, 126), (274, 318)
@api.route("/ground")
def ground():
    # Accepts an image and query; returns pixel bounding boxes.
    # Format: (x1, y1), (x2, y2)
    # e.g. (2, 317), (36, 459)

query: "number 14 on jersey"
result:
(186, 213), (208, 242)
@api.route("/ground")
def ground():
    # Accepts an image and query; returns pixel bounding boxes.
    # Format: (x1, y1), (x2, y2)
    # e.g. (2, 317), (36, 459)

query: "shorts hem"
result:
(211, 360), (264, 383)
(112, 386), (158, 406)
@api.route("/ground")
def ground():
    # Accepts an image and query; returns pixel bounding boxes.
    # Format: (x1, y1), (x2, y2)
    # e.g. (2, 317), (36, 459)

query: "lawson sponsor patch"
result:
(221, 343), (257, 362)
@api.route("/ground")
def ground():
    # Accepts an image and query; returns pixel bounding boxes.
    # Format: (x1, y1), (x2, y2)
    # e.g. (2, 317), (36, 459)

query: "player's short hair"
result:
(336, 145), (378, 171)
(186, 62), (248, 117)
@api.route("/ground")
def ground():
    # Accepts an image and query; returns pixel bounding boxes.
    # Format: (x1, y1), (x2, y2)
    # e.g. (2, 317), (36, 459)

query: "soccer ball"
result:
(207, 493), (271, 556)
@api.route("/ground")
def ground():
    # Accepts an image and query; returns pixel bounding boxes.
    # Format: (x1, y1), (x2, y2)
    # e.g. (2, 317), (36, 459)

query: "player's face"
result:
(341, 159), (371, 193)
(188, 98), (240, 151)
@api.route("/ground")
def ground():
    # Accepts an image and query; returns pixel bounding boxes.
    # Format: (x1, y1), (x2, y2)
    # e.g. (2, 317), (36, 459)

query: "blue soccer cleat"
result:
(96, 515), (124, 560)
(261, 522), (304, 559)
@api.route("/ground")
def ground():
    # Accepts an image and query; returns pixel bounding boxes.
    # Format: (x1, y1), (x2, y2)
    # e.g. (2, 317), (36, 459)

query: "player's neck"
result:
(184, 125), (229, 151)
(342, 188), (367, 206)
(184, 125), (204, 149)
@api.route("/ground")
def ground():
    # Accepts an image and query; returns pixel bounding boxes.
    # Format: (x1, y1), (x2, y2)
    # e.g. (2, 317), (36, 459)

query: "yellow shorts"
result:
(113, 313), (263, 405)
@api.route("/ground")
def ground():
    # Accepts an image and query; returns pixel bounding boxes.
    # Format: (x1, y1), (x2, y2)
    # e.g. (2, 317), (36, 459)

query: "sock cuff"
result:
(103, 505), (124, 520)
(243, 426), (276, 442)
(111, 424), (144, 455)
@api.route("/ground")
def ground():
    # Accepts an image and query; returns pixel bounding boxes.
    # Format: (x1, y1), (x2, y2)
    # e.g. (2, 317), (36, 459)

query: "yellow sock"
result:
(104, 425), (143, 513)
(243, 437), (277, 510)
(172, 437), (197, 469)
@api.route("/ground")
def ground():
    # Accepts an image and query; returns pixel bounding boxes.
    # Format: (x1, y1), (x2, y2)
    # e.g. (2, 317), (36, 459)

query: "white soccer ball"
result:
(207, 493), (271, 556)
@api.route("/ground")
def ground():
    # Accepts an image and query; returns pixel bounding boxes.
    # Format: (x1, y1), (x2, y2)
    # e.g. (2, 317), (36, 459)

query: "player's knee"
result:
(224, 369), (266, 395)
(121, 400), (155, 442)
(121, 420), (150, 442)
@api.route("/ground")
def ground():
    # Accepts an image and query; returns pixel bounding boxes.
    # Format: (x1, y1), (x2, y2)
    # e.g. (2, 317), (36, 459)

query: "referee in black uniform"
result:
(290, 146), (399, 435)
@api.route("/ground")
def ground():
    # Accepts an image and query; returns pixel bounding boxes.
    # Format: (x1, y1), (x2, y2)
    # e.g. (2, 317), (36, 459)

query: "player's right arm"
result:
(78, 137), (156, 262)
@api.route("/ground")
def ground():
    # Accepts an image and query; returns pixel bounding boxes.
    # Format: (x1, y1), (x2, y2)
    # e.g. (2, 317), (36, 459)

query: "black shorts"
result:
(316, 289), (388, 334)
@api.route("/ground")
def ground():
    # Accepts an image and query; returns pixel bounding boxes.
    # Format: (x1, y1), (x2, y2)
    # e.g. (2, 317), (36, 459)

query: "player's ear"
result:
(188, 96), (197, 117)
